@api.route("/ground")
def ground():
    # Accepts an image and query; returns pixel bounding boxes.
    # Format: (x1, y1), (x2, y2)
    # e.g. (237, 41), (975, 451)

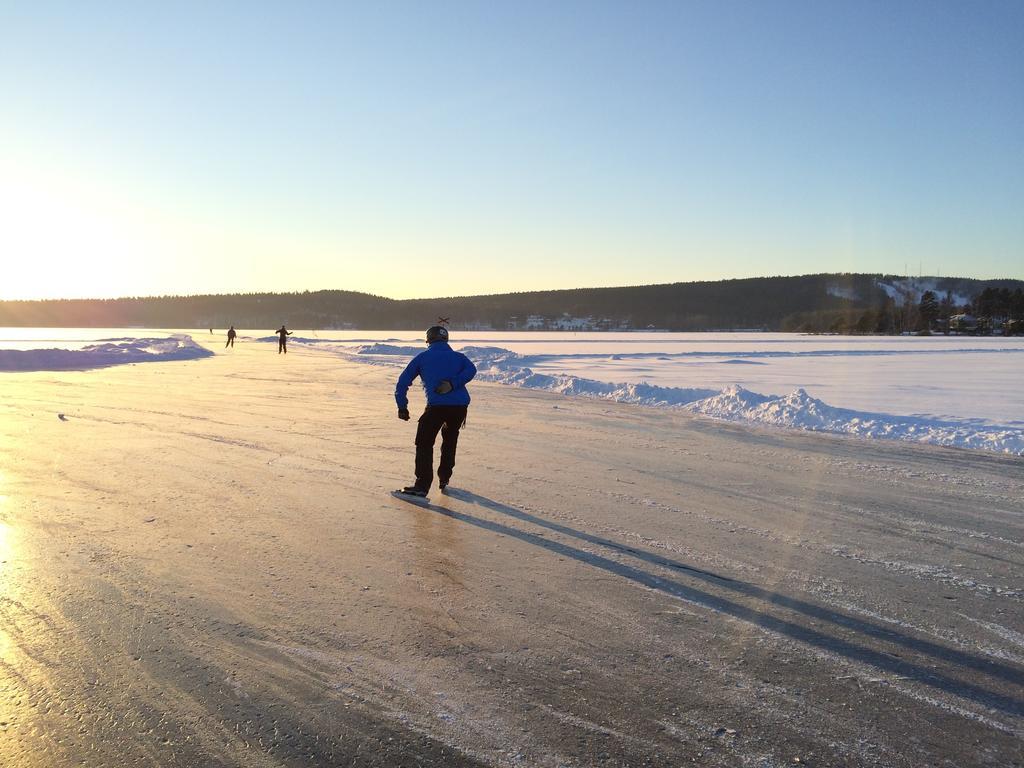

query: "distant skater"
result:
(276, 325), (292, 354)
(395, 326), (477, 497)
(225, 326), (236, 348)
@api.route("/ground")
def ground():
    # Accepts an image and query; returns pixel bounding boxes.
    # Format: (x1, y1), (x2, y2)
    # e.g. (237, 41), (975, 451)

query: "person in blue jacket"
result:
(395, 325), (477, 496)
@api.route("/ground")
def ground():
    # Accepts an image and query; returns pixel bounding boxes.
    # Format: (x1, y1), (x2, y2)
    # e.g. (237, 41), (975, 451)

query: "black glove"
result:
(398, 408), (410, 421)
(434, 380), (454, 395)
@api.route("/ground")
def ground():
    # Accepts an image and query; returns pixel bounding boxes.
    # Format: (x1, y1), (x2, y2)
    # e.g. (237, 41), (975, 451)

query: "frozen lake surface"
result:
(3, 328), (1022, 453)
(290, 330), (1023, 424)
(278, 329), (1015, 421)
(309, 331), (1024, 454)
(3, 343), (1021, 766)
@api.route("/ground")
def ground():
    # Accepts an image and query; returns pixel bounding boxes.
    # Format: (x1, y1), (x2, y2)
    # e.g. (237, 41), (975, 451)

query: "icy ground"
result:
(0, 341), (1020, 766)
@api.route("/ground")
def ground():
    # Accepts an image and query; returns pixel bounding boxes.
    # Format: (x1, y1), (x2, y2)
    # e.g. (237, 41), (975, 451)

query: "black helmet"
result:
(426, 325), (449, 344)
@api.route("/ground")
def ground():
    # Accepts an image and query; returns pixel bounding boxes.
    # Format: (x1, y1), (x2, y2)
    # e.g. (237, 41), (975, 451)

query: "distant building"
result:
(524, 314), (547, 329)
(514, 313), (632, 331)
(551, 313), (595, 330)
(949, 314), (978, 333)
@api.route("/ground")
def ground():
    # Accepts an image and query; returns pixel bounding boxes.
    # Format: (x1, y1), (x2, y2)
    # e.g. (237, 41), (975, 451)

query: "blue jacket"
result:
(395, 342), (477, 409)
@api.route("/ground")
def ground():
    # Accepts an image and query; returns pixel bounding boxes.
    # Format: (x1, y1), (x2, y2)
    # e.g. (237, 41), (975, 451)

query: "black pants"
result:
(414, 405), (468, 490)
(278, 339), (287, 353)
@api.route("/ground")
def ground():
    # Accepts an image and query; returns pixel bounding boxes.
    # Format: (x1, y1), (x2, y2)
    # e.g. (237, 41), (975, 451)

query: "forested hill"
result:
(2, 274), (1022, 332)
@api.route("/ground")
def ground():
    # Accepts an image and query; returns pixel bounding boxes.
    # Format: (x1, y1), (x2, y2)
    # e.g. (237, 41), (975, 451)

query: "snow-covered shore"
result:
(344, 343), (1024, 455)
(2, 329), (1021, 454)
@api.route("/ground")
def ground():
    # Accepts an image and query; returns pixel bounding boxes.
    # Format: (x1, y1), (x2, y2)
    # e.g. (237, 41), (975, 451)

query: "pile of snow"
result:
(475, 352), (717, 406)
(352, 343), (423, 356)
(687, 386), (1024, 453)
(344, 344), (1024, 455)
(0, 335), (213, 372)
(349, 344), (716, 406)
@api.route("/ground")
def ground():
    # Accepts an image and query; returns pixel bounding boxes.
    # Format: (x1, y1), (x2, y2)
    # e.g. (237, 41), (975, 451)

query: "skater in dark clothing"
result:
(225, 326), (237, 348)
(395, 326), (477, 496)
(276, 325), (292, 354)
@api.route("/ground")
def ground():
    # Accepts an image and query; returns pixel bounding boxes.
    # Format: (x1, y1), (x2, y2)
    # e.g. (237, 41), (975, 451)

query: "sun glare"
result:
(2, 182), (129, 299)
(0, 161), (181, 300)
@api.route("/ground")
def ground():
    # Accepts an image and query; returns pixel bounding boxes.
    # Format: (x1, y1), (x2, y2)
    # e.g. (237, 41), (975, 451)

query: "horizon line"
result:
(3, 272), (1023, 304)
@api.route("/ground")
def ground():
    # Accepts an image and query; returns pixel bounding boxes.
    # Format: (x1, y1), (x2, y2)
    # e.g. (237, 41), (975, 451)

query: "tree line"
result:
(784, 285), (1024, 335)
(1, 274), (1021, 333)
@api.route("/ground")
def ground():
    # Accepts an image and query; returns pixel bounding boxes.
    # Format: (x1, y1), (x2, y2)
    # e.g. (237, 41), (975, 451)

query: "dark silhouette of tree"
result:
(918, 290), (939, 331)
(875, 299), (896, 334)
(975, 287), (998, 320)
(1006, 288), (1024, 335)
(1011, 288), (1024, 320)
(998, 288), (1013, 319)
(938, 291), (955, 334)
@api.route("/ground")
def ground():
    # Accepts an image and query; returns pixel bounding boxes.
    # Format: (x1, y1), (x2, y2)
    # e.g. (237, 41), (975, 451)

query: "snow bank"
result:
(348, 344), (716, 406)
(352, 343), (423, 356)
(0, 335), (213, 372)
(687, 386), (1024, 454)
(344, 344), (1024, 455)
(472, 348), (718, 406)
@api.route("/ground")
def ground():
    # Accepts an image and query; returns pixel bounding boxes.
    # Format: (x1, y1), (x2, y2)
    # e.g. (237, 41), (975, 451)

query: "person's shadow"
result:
(413, 488), (1024, 718)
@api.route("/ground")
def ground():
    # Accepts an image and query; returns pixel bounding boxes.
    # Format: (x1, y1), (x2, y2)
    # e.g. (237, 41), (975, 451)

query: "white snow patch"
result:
(341, 345), (1024, 455)
(353, 343), (423, 356)
(0, 335), (213, 371)
(688, 386), (1024, 455)
(827, 284), (860, 300)
(876, 278), (971, 306)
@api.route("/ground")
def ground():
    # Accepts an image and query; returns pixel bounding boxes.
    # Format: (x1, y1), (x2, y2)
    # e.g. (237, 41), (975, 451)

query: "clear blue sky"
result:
(1, 1), (1021, 299)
